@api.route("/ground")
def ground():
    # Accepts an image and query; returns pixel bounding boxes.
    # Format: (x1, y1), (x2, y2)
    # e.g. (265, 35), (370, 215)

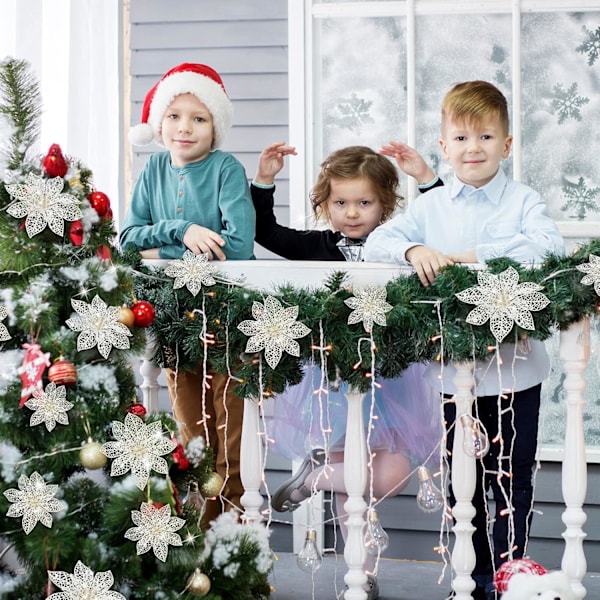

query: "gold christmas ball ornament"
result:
(186, 569), (211, 596)
(117, 305), (135, 328)
(79, 441), (108, 470)
(201, 472), (224, 498)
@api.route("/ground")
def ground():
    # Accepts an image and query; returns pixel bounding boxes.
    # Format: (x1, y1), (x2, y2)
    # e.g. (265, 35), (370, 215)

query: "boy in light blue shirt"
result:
(365, 81), (564, 600)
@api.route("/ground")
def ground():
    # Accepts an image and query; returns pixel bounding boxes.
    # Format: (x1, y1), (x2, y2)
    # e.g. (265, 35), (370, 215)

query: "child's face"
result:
(325, 176), (384, 239)
(439, 114), (512, 188)
(161, 93), (215, 167)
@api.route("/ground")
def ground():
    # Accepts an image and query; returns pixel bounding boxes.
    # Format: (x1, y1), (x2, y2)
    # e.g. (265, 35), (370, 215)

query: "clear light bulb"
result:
(182, 480), (205, 518)
(416, 466), (444, 513)
(459, 414), (490, 458)
(364, 508), (390, 556)
(296, 528), (323, 573)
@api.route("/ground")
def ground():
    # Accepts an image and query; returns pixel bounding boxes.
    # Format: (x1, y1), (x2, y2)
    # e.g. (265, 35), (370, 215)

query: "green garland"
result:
(127, 239), (600, 397)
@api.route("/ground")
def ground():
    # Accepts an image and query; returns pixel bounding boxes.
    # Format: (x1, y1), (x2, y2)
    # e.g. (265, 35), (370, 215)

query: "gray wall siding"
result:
(128, 0), (290, 258)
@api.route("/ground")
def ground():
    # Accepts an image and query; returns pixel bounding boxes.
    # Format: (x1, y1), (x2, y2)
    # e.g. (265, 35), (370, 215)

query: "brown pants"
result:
(165, 364), (244, 525)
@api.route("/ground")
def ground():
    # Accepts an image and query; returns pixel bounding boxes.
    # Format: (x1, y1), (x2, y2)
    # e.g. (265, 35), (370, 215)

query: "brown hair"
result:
(441, 80), (510, 135)
(310, 146), (402, 224)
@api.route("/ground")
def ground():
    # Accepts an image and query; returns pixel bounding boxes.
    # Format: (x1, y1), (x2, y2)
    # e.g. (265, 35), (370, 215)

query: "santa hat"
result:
(129, 63), (233, 149)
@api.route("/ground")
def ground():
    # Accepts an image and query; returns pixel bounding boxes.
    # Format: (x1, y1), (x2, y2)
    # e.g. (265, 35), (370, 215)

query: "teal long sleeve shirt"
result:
(119, 150), (256, 260)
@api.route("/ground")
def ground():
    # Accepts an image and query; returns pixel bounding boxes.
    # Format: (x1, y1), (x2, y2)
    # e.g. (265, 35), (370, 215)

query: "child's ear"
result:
(502, 134), (513, 158)
(438, 137), (449, 160)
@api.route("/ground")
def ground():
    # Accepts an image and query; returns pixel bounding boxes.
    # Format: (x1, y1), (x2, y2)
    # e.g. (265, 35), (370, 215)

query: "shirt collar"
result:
(449, 167), (507, 205)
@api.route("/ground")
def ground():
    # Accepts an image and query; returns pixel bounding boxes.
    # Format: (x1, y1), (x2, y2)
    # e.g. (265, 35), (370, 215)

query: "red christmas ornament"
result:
(69, 220), (84, 246)
(125, 402), (147, 418)
(171, 436), (190, 471)
(42, 143), (68, 178)
(131, 300), (155, 328)
(97, 245), (112, 262)
(494, 558), (547, 592)
(19, 343), (51, 407)
(88, 191), (110, 217)
(48, 359), (77, 386)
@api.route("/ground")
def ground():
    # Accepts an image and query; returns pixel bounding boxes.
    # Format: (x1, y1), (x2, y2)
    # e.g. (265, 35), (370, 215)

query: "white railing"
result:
(138, 260), (590, 600)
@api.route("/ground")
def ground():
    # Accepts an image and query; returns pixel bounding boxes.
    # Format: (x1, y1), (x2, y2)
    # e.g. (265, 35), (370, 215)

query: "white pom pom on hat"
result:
(129, 62), (233, 149)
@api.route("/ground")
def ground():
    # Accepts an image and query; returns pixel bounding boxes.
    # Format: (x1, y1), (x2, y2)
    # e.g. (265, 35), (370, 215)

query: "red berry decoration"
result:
(88, 190), (110, 217)
(42, 143), (68, 178)
(48, 359), (77, 386)
(69, 220), (84, 246)
(125, 402), (147, 418)
(131, 300), (155, 328)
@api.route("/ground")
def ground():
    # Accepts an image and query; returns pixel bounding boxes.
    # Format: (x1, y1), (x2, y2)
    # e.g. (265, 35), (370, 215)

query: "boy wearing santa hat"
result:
(121, 63), (255, 524)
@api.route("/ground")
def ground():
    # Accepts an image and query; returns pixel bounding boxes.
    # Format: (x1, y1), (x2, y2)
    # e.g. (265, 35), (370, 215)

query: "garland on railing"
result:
(125, 238), (600, 397)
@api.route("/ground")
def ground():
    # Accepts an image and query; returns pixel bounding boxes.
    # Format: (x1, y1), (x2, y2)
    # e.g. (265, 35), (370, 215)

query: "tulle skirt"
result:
(266, 362), (442, 467)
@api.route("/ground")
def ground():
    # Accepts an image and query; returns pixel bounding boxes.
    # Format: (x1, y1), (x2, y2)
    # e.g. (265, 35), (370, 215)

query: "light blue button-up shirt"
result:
(364, 167), (565, 395)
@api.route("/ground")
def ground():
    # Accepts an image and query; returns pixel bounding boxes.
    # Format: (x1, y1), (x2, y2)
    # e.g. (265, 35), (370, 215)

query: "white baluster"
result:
(450, 361), (477, 599)
(139, 334), (160, 413)
(559, 318), (590, 598)
(240, 396), (265, 521)
(343, 386), (368, 600)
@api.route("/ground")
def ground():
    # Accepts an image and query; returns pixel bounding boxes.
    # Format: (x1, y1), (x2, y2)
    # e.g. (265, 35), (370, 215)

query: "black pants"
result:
(444, 384), (541, 577)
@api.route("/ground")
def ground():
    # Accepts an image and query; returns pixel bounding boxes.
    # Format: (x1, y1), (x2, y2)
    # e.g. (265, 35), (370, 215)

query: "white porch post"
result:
(240, 396), (265, 521)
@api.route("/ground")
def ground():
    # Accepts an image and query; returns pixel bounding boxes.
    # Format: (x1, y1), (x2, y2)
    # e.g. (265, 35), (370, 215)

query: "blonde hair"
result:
(441, 80), (510, 135)
(310, 146), (402, 224)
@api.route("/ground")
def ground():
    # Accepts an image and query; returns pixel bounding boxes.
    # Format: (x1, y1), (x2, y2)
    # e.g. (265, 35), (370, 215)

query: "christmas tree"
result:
(0, 58), (271, 599)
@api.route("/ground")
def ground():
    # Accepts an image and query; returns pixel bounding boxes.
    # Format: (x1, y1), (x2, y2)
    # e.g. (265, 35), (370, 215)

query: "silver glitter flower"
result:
(344, 285), (393, 333)
(576, 253), (600, 296)
(24, 381), (73, 431)
(237, 295), (311, 369)
(3, 471), (66, 534)
(124, 501), (185, 562)
(456, 266), (550, 343)
(164, 250), (217, 296)
(5, 173), (82, 238)
(101, 413), (177, 490)
(66, 295), (132, 359)
(0, 306), (10, 341)
(47, 561), (125, 600)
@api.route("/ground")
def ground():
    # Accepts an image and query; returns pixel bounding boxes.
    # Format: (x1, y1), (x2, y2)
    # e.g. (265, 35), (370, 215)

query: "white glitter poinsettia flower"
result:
(47, 561), (125, 600)
(576, 253), (600, 296)
(164, 250), (217, 296)
(66, 295), (132, 359)
(5, 173), (82, 238)
(456, 266), (550, 343)
(101, 413), (177, 490)
(24, 381), (73, 431)
(344, 285), (393, 333)
(3, 471), (66, 534)
(237, 295), (311, 369)
(124, 501), (185, 562)
(0, 306), (11, 341)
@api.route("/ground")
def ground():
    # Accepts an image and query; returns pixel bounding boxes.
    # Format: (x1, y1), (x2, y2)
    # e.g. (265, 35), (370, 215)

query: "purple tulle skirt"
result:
(266, 362), (442, 467)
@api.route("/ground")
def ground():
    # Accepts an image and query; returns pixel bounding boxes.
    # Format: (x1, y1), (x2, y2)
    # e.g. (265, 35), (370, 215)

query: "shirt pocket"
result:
(484, 220), (521, 239)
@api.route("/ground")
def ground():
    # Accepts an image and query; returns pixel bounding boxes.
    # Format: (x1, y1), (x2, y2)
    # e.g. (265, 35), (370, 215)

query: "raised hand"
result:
(380, 141), (436, 185)
(254, 141), (297, 185)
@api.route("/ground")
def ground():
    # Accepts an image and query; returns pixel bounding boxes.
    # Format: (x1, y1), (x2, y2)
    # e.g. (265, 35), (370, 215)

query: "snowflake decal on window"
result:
(560, 176), (600, 221)
(455, 266), (550, 343)
(344, 285), (392, 333)
(66, 295), (132, 359)
(3, 471), (66, 534)
(164, 250), (217, 296)
(0, 306), (10, 341)
(328, 93), (374, 133)
(47, 561), (125, 600)
(101, 413), (177, 490)
(124, 501), (185, 562)
(5, 173), (82, 238)
(576, 25), (600, 66)
(24, 381), (73, 431)
(551, 82), (589, 125)
(237, 295), (311, 369)
(576, 254), (600, 296)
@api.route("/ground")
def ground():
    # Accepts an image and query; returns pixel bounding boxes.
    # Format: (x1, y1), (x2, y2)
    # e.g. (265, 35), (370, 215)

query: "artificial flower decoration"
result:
(344, 285), (393, 333)
(0, 306), (11, 341)
(576, 253), (600, 296)
(101, 413), (177, 490)
(5, 173), (82, 238)
(237, 295), (311, 369)
(124, 501), (185, 562)
(456, 266), (550, 342)
(24, 381), (73, 431)
(47, 561), (126, 600)
(164, 250), (217, 296)
(66, 295), (132, 359)
(3, 471), (66, 534)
